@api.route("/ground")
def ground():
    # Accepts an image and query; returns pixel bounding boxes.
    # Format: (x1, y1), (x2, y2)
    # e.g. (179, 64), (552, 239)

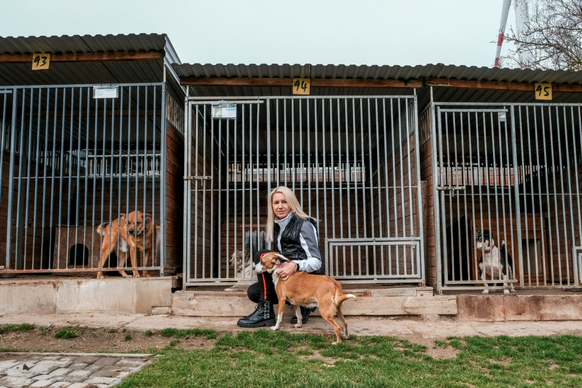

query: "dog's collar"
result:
(481, 242), (495, 253)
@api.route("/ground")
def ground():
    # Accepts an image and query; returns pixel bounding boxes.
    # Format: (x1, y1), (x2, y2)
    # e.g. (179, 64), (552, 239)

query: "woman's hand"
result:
(276, 262), (297, 281)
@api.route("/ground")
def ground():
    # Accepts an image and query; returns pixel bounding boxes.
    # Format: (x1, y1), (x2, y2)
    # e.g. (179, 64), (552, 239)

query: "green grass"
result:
(115, 330), (582, 388)
(0, 324), (35, 334)
(54, 327), (79, 339)
(0, 347), (26, 352)
(159, 328), (217, 339)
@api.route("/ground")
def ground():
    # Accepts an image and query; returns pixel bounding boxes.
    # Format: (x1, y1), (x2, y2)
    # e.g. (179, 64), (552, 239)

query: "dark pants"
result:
(247, 249), (278, 304)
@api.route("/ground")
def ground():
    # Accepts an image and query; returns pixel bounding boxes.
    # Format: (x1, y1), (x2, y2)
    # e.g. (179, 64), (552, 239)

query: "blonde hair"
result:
(266, 186), (310, 243)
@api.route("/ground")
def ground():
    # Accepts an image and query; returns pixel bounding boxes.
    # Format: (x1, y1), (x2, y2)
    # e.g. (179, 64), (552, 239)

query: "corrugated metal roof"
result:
(173, 63), (582, 85)
(0, 33), (171, 56)
(0, 33), (182, 86)
(173, 63), (582, 106)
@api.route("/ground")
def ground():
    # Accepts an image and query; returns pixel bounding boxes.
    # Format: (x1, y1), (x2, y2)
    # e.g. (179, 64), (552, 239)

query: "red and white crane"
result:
(494, 0), (531, 67)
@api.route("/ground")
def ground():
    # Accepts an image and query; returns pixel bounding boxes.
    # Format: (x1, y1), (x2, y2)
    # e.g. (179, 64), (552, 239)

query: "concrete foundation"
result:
(457, 294), (582, 321)
(0, 277), (173, 315)
(2, 278), (582, 321)
(171, 288), (457, 317)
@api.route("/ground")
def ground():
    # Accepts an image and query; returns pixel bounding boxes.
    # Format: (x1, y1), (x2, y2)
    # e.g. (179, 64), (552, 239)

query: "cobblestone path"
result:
(0, 353), (154, 387)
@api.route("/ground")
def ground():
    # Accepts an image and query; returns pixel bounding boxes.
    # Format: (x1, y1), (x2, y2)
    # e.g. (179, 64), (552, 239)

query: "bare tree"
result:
(502, 0), (582, 70)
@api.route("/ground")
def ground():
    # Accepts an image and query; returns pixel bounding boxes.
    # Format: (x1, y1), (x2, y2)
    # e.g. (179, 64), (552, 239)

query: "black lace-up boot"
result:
(237, 300), (276, 328)
(290, 306), (316, 324)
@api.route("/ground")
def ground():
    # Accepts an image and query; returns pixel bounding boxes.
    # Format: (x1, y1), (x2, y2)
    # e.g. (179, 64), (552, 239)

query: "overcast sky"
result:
(1, 0), (518, 68)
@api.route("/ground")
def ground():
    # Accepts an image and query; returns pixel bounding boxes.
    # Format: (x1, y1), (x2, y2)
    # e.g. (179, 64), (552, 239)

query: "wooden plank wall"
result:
(425, 142), (581, 287)
(75, 180), (160, 225)
(0, 152), (162, 270)
(419, 108), (436, 287)
(187, 113), (220, 280)
(420, 138), (436, 286)
(164, 122), (184, 274)
(215, 188), (368, 279)
(0, 134), (180, 274)
(370, 133), (422, 280)
(0, 151), (73, 270)
(544, 168), (582, 283)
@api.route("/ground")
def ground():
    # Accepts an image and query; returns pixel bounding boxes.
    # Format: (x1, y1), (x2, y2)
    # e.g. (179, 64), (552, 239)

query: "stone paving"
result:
(0, 352), (155, 388)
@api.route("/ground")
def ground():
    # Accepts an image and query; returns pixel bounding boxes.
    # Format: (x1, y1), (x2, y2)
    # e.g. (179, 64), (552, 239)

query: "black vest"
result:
(273, 213), (324, 275)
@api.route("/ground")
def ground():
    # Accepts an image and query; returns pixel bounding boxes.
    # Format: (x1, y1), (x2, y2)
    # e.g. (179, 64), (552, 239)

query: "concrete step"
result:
(172, 287), (458, 317)
(0, 277), (174, 315)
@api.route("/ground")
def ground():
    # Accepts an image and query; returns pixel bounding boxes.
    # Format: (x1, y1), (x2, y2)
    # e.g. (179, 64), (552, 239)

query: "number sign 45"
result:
(535, 83), (552, 100)
(32, 53), (51, 70)
(293, 78), (310, 95)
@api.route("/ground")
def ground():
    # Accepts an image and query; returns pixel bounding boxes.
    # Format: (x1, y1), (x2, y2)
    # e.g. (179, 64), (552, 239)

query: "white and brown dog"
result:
(255, 252), (356, 344)
(96, 211), (159, 279)
(475, 228), (516, 294)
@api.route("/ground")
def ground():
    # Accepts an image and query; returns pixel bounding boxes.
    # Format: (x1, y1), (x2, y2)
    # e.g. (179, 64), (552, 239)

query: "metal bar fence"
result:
(434, 102), (582, 291)
(184, 96), (424, 286)
(0, 84), (166, 275)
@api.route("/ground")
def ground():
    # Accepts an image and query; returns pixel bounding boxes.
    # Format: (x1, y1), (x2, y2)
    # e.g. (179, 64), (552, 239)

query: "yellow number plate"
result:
(535, 83), (552, 100)
(292, 78), (310, 95)
(32, 53), (51, 70)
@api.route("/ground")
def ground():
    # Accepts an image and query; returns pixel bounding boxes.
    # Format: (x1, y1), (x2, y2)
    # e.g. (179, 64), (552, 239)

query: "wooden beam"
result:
(180, 77), (422, 88)
(312, 78), (422, 88)
(0, 51), (164, 64)
(425, 77), (582, 93)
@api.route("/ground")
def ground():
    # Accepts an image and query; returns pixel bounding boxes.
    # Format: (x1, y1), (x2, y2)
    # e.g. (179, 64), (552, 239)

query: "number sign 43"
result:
(32, 53), (51, 70)
(293, 78), (310, 95)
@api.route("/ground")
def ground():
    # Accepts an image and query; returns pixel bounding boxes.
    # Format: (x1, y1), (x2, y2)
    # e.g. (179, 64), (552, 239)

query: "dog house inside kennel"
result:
(184, 95), (425, 286)
(433, 102), (582, 291)
(0, 83), (180, 276)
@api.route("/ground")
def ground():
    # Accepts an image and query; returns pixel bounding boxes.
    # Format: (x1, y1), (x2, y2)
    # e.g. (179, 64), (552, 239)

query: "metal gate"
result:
(0, 84), (165, 275)
(434, 102), (582, 291)
(184, 95), (424, 286)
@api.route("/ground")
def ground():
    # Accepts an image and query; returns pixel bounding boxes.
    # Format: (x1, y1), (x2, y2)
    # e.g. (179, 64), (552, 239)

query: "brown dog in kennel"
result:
(95, 211), (160, 279)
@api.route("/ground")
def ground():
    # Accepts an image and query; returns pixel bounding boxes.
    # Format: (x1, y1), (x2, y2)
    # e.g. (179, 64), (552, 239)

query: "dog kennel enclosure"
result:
(0, 34), (186, 277)
(183, 94), (425, 286)
(1, 84), (161, 274)
(430, 101), (582, 292)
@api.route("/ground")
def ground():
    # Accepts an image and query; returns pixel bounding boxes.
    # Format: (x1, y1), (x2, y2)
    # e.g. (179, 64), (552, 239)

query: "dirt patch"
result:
(426, 346), (460, 359)
(0, 325), (463, 360)
(0, 326), (216, 353)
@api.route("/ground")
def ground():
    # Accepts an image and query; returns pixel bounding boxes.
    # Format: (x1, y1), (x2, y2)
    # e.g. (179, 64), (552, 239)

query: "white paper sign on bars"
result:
(212, 103), (237, 119)
(93, 86), (119, 99)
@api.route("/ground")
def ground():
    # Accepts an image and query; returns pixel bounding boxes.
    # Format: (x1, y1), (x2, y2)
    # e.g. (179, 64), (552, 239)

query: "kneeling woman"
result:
(237, 186), (323, 328)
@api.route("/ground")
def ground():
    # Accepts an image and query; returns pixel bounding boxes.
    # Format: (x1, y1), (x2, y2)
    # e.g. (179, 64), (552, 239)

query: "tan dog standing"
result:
(255, 252), (356, 344)
(96, 211), (158, 279)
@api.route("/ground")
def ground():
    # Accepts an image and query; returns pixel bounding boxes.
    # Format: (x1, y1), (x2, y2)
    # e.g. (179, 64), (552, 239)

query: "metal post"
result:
(429, 88), (443, 293)
(160, 83), (167, 276)
(510, 105), (524, 287)
(6, 88), (18, 266)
